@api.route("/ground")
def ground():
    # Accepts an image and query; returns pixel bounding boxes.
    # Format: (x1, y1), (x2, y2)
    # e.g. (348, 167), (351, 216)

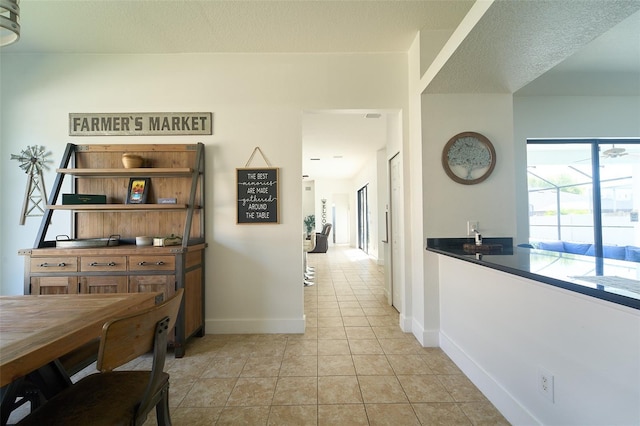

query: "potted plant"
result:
(303, 214), (315, 239)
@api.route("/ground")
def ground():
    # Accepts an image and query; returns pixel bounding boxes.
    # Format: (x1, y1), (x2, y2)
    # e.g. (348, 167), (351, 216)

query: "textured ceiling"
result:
(425, 0), (640, 94)
(3, 1), (639, 181)
(3, 0), (475, 182)
(516, 8), (640, 96)
(7, 0), (473, 54)
(302, 111), (390, 181)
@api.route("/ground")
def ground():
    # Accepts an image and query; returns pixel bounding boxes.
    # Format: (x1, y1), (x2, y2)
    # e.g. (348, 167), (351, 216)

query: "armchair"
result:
(309, 223), (332, 253)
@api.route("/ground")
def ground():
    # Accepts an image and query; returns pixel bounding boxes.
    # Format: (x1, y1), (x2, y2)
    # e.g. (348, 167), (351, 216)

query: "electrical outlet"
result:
(467, 221), (479, 235)
(538, 368), (555, 403)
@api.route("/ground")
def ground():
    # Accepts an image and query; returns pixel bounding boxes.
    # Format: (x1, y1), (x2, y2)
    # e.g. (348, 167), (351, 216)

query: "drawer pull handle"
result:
(39, 262), (66, 267)
(137, 261), (165, 266)
(89, 261), (116, 267)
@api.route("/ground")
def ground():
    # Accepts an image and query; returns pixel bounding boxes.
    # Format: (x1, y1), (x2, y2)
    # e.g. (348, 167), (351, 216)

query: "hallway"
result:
(160, 245), (508, 424)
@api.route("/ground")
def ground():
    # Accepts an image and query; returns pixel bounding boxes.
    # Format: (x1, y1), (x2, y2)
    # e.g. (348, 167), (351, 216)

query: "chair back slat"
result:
(97, 289), (184, 372)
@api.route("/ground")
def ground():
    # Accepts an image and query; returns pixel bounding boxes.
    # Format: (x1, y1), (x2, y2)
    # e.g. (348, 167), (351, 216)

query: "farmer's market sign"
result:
(69, 112), (212, 136)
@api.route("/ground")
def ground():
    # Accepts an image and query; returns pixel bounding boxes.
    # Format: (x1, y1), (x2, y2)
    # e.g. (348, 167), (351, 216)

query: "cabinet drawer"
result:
(129, 275), (176, 302)
(31, 277), (78, 295)
(80, 276), (128, 293)
(30, 257), (78, 273)
(129, 256), (175, 272)
(79, 256), (127, 272)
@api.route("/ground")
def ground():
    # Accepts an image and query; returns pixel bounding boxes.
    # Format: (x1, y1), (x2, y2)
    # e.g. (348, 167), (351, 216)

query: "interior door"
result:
(390, 153), (402, 313)
(357, 184), (369, 253)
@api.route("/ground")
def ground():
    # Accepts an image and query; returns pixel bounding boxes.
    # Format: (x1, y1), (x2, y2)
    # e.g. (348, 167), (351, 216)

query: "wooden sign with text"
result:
(237, 168), (279, 224)
(69, 112), (212, 136)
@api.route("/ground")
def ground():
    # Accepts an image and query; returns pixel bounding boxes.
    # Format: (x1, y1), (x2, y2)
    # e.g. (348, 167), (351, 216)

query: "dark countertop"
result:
(426, 238), (640, 311)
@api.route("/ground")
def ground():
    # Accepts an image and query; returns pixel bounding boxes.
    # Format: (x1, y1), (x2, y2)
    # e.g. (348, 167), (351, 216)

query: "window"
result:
(527, 139), (640, 258)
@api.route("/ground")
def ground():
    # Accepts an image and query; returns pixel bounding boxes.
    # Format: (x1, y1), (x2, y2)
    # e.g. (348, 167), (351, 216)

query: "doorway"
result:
(302, 109), (401, 312)
(357, 184), (369, 253)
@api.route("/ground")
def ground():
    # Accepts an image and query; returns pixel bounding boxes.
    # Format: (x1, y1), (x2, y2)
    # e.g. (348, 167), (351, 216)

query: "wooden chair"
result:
(1, 339), (100, 425)
(17, 289), (184, 426)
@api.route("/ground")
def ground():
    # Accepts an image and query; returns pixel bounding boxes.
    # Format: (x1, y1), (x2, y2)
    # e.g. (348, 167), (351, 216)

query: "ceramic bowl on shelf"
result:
(122, 153), (143, 168)
(136, 236), (153, 246)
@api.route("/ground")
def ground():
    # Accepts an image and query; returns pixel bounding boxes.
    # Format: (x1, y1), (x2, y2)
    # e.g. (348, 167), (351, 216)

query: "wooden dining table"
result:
(0, 292), (160, 424)
(0, 292), (159, 388)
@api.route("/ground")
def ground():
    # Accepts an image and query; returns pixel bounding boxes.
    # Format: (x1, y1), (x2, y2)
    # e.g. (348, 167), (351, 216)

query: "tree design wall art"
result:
(442, 132), (496, 185)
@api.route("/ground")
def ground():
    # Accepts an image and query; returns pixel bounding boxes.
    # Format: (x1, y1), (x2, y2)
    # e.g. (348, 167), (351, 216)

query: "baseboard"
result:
(206, 317), (306, 334)
(440, 331), (539, 426)
(399, 312), (412, 333)
(421, 328), (440, 347)
(408, 318), (439, 347)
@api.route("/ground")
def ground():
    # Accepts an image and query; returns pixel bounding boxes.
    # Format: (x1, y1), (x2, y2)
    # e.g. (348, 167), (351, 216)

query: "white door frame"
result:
(389, 152), (402, 313)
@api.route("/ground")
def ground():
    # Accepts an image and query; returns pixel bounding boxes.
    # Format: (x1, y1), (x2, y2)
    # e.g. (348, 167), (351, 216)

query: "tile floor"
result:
(10, 245), (510, 425)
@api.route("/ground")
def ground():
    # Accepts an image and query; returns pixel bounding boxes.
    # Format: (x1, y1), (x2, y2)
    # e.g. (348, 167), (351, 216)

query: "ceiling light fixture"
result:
(0, 0), (20, 47)
(365, 113), (381, 119)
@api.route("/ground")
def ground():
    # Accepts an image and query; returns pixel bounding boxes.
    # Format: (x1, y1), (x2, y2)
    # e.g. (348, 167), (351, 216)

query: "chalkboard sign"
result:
(237, 167), (279, 224)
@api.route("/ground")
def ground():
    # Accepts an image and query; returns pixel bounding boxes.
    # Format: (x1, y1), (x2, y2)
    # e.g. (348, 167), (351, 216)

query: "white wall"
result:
(422, 94), (516, 238)
(382, 112), (402, 303)
(353, 151), (379, 257)
(513, 95), (640, 245)
(0, 52), (408, 334)
(429, 95), (640, 426)
(418, 93), (516, 346)
(332, 193), (350, 245)
(402, 34), (422, 337)
(376, 147), (388, 266)
(313, 179), (353, 247)
(438, 255), (640, 425)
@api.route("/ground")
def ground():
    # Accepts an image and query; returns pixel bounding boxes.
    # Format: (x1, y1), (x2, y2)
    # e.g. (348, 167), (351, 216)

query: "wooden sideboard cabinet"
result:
(19, 143), (206, 357)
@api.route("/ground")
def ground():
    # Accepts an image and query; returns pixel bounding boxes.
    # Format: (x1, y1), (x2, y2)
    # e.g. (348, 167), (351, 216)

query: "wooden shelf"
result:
(56, 167), (194, 177)
(48, 204), (195, 211)
(25, 143), (206, 358)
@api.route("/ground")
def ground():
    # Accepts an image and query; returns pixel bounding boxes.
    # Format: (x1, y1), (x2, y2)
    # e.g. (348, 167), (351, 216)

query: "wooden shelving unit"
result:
(20, 143), (206, 357)
(47, 204), (191, 211)
(56, 167), (194, 176)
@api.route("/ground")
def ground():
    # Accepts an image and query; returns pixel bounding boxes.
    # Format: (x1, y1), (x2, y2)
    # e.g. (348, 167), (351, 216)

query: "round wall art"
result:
(442, 131), (496, 185)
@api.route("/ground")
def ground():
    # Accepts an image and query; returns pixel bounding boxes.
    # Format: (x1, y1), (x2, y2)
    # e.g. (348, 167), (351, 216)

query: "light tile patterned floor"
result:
(9, 245), (510, 425)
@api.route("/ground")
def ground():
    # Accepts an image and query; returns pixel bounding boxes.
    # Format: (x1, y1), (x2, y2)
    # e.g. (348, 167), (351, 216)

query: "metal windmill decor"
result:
(11, 145), (53, 225)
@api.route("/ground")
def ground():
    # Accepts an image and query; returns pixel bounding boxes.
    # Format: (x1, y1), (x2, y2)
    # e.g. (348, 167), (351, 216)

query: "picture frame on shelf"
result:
(127, 178), (150, 204)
